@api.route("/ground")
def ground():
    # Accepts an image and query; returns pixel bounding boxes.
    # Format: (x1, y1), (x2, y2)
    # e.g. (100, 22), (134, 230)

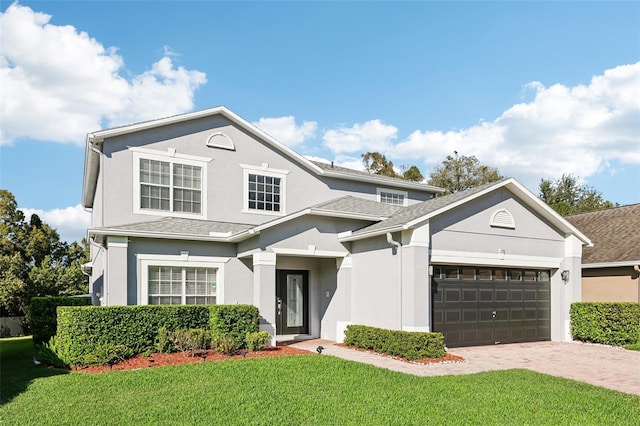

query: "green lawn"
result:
(1, 337), (639, 425)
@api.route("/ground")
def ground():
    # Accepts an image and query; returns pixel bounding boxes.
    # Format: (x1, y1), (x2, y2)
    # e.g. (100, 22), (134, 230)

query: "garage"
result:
(432, 265), (551, 347)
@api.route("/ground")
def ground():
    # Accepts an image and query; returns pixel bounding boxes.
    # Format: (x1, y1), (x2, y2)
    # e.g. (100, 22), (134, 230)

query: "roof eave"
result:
(582, 260), (640, 269)
(88, 227), (235, 243)
(321, 169), (445, 193)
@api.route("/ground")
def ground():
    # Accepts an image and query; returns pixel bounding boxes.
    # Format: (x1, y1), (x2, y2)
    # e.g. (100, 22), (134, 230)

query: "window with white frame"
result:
(147, 266), (216, 305)
(132, 148), (209, 217)
(138, 254), (227, 305)
(241, 164), (288, 215)
(377, 188), (408, 206)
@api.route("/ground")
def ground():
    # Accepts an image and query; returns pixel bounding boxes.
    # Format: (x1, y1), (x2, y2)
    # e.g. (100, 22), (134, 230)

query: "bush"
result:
(571, 302), (640, 346)
(170, 328), (211, 356)
(209, 305), (259, 351)
(81, 343), (132, 367)
(54, 305), (210, 365)
(28, 296), (92, 345)
(155, 326), (174, 353)
(246, 331), (271, 351)
(212, 335), (237, 356)
(344, 325), (446, 360)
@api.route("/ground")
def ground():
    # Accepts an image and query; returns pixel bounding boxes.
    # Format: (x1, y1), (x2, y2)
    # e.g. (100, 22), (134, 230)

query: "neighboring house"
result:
(565, 204), (640, 303)
(81, 106), (591, 347)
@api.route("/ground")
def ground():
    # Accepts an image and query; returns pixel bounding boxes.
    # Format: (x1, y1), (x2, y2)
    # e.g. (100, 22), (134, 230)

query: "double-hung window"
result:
(148, 266), (217, 305)
(377, 188), (408, 206)
(132, 148), (209, 217)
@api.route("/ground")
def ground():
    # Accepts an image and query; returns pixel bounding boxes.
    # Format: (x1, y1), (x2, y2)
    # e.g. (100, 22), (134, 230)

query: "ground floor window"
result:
(148, 266), (217, 305)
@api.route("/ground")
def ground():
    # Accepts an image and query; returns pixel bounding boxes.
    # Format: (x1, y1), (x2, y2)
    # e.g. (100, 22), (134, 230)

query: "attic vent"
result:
(206, 132), (235, 151)
(490, 208), (515, 229)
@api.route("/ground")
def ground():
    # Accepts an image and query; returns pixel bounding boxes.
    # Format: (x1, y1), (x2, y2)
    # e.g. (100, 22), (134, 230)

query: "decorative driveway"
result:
(291, 340), (640, 396)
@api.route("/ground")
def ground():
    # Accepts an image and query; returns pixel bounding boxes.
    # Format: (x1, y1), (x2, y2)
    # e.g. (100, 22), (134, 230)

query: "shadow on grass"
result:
(0, 336), (69, 405)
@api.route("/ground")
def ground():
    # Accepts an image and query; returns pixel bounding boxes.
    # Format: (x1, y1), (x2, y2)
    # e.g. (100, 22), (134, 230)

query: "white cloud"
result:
(20, 204), (91, 243)
(394, 62), (640, 189)
(323, 119), (397, 154)
(0, 3), (206, 146)
(252, 116), (317, 147)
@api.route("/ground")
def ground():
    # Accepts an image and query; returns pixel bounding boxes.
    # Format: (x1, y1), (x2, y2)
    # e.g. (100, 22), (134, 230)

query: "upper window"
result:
(132, 148), (209, 218)
(377, 188), (408, 206)
(241, 164), (288, 215)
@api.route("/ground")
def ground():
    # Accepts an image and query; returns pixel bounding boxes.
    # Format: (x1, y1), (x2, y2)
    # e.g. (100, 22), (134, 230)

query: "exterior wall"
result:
(94, 115), (432, 228)
(582, 267), (640, 302)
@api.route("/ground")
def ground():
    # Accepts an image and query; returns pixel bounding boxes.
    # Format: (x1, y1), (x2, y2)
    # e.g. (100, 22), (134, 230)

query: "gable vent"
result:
(206, 132), (235, 150)
(490, 208), (515, 229)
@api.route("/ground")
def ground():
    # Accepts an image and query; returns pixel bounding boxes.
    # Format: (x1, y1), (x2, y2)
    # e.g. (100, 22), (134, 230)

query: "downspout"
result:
(386, 233), (402, 330)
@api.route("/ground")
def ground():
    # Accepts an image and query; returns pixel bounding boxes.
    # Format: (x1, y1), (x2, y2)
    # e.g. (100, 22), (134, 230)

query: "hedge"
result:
(571, 302), (640, 346)
(51, 304), (259, 365)
(344, 325), (446, 360)
(28, 296), (92, 345)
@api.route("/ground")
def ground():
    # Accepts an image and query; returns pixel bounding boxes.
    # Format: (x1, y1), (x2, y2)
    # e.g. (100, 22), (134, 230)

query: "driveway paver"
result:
(290, 339), (640, 396)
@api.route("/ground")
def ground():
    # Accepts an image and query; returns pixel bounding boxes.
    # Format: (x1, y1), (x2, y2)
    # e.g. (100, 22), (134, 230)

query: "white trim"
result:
(206, 132), (235, 150)
(137, 254), (229, 305)
(430, 249), (562, 269)
(377, 187), (408, 206)
(128, 146), (213, 163)
(582, 260), (640, 269)
(271, 247), (349, 258)
(131, 149), (209, 219)
(252, 251), (277, 266)
(106, 236), (128, 247)
(241, 164), (288, 216)
(402, 326), (430, 332)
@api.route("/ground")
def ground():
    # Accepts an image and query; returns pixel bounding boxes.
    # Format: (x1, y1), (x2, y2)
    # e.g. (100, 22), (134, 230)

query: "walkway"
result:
(290, 339), (640, 396)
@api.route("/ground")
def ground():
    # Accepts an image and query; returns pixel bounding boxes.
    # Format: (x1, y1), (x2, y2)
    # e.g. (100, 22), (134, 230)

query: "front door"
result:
(276, 270), (309, 335)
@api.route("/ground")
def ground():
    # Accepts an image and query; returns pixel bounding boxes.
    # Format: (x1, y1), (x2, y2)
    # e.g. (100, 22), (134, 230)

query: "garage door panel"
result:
(433, 266), (551, 347)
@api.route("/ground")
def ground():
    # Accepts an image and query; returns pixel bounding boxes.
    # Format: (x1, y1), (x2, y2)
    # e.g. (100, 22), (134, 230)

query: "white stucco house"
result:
(81, 106), (591, 347)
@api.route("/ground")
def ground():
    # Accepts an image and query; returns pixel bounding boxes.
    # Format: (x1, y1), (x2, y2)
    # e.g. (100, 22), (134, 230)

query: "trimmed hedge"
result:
(209, 304), (260, 350)
(571, 302), (640, 346)
(344, 325), (446, 360)
(28, 296), (92, 345)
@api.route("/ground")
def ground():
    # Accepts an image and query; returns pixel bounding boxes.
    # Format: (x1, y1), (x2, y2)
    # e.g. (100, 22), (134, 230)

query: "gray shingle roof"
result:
(99, 217), (254, 237)
(311, 196), (402, 217)
(351, 179), (509, 236)
(565, 204), (640, 264)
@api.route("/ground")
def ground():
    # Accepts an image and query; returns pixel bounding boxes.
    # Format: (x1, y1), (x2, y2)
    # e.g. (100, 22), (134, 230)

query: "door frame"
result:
(275, 269), (309, 335)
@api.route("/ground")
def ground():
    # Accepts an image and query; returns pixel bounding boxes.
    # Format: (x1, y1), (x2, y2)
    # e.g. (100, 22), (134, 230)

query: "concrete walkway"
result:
(290, 339), (640, 396)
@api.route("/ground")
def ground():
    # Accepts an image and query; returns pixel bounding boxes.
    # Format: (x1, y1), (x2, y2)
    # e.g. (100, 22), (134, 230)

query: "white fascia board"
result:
(582, 260), (640, 269)
(88, 227), (234, 243)
(271, 247), (349, 258)
(309, 209), (389, 221)
(430, 249), (562, 269)
(338, 224), (405, 242)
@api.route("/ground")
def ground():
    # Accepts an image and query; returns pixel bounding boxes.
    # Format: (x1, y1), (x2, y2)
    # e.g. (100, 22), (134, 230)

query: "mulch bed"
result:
(72, 343), (464, 374)
(72, 346), (311, 374)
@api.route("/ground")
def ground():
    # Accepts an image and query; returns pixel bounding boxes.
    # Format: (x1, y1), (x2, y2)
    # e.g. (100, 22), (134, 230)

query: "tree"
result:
(427, 151), (503, 194)
(539, 174), (616, 215)
(0, 190), (89, 316)
(362, 152), (400, 178)
(402, 165), (424, 182)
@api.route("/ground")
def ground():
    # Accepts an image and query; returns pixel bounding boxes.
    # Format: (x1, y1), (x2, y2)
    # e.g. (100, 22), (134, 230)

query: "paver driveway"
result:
(291, 340), (640, 396)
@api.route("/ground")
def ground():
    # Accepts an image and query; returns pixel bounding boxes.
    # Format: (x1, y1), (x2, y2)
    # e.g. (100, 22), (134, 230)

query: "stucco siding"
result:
(582, 267), (640, 302)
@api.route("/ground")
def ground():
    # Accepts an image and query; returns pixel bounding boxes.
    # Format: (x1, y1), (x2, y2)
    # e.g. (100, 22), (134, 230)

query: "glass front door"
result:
(276, 270), (309, 335)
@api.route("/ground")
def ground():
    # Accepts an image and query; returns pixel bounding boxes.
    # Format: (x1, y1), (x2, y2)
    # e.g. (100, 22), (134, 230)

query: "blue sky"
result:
(1, 1), (639, 243)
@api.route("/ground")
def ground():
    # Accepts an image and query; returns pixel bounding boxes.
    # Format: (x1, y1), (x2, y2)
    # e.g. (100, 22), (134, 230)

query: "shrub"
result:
(246, 331), (271, 351)
(81, 343), (131, 367)
(28, 296), (92, 345)
(53, 305), (210, 365)
(571, 302), (640, 346)
(212, 335), (237, 356)
(209, 305), (259, 351)
(155, 326), (174, 353)
(344, 325), (446, 360)
(170, 328), (211, 356)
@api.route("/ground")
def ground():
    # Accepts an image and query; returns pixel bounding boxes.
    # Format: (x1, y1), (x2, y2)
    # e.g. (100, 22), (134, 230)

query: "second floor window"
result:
(140, 159), (202, 214)
(377, 188), (408, 206)
(248, 173), (281, 212)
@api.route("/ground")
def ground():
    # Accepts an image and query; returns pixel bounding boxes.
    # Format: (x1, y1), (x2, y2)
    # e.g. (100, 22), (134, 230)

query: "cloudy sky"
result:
(1, 1), (639, 243)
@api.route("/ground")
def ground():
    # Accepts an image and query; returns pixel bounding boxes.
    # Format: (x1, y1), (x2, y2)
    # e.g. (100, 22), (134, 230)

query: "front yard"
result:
(1, 336), (638, 425)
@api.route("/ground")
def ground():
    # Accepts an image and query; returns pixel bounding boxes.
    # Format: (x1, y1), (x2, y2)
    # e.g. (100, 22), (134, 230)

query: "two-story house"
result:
(82, 106), (591, 347)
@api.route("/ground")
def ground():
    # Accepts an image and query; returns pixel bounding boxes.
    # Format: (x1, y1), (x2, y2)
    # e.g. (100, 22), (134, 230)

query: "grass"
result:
(1, 337), (639, 425)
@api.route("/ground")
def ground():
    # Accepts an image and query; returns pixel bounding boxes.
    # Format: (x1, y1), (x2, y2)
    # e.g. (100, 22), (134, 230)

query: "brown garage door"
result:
(432, 266), (550, 347)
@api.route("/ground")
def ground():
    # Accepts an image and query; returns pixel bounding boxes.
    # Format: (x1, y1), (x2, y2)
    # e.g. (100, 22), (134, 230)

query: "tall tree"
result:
(402, 165), (424, 182)
(427, 151), (503, 194)
(0, 190), (89, 316)
(361, 152), (400, 178)
(539, 174), (616, 215)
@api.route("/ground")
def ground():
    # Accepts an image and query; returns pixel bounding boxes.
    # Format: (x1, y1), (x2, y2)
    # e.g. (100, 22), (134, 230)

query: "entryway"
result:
(276, 270), (309, 335)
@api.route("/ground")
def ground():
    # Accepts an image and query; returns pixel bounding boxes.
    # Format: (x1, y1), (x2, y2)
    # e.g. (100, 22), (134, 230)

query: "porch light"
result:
(561, 270), (570, 283)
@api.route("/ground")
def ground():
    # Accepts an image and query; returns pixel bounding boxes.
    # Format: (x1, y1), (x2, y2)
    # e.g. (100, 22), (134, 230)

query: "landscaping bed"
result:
(72, 345), (311, 373)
